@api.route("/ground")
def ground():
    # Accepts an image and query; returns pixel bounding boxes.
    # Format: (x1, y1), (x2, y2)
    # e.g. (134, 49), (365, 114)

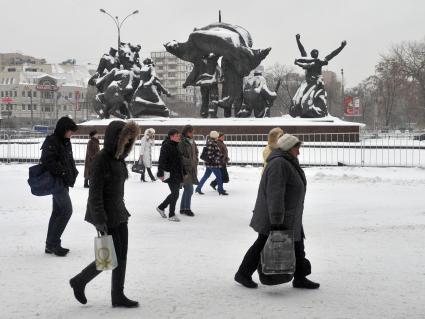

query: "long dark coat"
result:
(85, 121), (140, 228)
(84, 137), (100, 179)
(178, 137), (199, 185)
(157, 138), (184, 184)
(250, 149), (306, 241)
(40, 134), (78, 188)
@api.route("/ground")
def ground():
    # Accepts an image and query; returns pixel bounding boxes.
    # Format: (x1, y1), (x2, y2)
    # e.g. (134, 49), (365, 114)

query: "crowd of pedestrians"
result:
(35, 117), (319, 309)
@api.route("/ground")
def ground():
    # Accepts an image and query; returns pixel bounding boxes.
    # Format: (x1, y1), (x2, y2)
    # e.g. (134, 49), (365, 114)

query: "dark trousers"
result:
(141, 167), (155, 181)
(71, 222), (129, 295)
(180, 183), (194, 210)
(46, 188), (73, 248)
(237, 233), (311, 280)
(158, 182), (180, 217)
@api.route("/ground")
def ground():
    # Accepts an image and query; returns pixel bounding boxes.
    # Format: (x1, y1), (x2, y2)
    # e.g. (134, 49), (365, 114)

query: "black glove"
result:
(270, 224), (286, 231)
(95, 223), (108, 235)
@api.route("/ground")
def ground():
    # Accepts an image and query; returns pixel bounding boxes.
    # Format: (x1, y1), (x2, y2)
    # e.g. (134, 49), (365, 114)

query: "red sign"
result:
(344, 96), (361, 117)
(1, 97), (14, 103)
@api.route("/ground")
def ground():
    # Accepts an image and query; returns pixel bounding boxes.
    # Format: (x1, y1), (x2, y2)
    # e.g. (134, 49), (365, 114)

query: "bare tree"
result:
(264, 63), (302, 116)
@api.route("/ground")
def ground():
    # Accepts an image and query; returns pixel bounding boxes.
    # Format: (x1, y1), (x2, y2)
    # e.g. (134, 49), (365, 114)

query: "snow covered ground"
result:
(1, 164), (425, 318)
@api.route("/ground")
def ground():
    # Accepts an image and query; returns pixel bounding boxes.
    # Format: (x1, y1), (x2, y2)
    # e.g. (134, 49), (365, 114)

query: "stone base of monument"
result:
(77, 115), (365, 142)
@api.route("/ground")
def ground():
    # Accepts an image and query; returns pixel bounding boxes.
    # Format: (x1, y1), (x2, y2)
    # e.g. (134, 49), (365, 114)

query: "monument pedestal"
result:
(78, 116), (365, 142)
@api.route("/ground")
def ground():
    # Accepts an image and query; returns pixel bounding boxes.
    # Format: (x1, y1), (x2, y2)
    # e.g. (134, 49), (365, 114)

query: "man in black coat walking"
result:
(70, 120), (140, 308)
(156, 129), (185, 222)
(40, 116), (78, 256)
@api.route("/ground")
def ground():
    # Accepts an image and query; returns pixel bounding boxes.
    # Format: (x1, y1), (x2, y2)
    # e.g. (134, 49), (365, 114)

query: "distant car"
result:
(33, 125), (53, 134)
(413, 133), (425, 141)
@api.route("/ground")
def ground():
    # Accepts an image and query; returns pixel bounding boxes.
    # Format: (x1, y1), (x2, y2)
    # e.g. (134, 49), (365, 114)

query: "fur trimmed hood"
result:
(104, 121), (140, 159)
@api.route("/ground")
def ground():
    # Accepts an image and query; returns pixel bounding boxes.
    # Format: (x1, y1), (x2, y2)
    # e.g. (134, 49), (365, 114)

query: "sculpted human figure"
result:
(129, 58), (170, 117)
(238, 70), (279, 118)
(291, 34), (347, 118)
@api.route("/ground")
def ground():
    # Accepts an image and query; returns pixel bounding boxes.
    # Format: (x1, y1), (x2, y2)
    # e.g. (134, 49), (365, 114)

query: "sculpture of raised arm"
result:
(325, 40), (347, 61)
(296, 34), (307, 57)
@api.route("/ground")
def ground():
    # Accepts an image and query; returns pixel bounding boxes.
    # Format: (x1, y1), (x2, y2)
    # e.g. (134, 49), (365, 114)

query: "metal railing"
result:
(0, 131), (424, 167)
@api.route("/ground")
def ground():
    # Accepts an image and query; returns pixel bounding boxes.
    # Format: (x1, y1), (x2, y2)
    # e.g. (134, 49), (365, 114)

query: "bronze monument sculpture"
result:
(89, 42), (171, 119)
(165, 22), (273, 118)
(291, 34), (347, 118)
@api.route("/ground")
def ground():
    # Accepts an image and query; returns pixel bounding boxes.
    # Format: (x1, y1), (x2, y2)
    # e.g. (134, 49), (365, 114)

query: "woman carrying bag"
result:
(139, 128), (156, 182)
(70, 121), (140, 308)
(234, 134), (320, 290)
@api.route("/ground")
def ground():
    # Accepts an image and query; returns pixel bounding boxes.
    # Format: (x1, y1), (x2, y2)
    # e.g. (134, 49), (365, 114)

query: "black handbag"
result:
(27, 164), (64, 196)
(131, 162), (145, 174)
(200, 146), (208, 161)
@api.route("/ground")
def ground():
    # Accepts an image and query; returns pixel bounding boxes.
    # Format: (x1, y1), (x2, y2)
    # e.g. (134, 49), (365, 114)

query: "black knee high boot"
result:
(111, 260), (139, 308)
(70, 262), (101, 304)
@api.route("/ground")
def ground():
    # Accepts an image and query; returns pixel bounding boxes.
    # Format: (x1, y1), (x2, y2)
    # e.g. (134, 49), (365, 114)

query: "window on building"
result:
(168, 73), (176, 78)
(63, 105), (67, 111)
(0, 91), (3, 97)
(33, 91), (37, 98)
(69, 92), (73, 99)
(5, 91), (8, 97)
(33, 104), (37, 111)
(5, 78), (9, 84)
(22, 91), (26, 97)
(14, 91), (17, 97)
(22, 104), (26, 111)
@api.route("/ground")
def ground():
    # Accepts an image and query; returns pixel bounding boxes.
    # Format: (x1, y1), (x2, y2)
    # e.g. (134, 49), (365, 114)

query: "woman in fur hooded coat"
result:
(70, 121), (141, 308)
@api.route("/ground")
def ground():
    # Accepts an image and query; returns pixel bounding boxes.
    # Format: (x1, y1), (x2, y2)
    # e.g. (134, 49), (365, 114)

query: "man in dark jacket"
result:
(40, 116), (78, 256)
(234, 134), (320, 290)
(156, 129), (184, 222)
(83, 130), (100, 188)
(70, 120), (140, 308)
(178, 125), (199, 216)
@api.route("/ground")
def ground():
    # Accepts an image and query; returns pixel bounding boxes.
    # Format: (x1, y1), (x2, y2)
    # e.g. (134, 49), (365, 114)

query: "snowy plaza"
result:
(1, 164), (424, 318)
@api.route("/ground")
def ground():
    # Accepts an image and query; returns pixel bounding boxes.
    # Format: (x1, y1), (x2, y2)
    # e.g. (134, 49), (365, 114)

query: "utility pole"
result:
(341, 68), (344, 120)
(219, 10), (222, 23)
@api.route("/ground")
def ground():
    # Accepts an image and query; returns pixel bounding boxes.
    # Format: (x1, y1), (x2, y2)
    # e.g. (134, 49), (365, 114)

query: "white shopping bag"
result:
(94, 233), (118, 271)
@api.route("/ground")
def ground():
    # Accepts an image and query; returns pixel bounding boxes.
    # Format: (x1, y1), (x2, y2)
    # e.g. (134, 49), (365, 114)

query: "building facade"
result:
(150, 51), (199, 103)
(0, 62), (93, 126)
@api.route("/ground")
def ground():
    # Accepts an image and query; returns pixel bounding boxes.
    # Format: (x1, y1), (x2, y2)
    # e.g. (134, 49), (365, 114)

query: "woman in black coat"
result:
(70, 120), (140, 308)
(40, 116), (78, 257)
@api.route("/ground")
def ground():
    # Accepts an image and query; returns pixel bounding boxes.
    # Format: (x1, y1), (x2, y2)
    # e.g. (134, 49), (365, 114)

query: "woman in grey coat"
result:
(234, 134), (320, 290)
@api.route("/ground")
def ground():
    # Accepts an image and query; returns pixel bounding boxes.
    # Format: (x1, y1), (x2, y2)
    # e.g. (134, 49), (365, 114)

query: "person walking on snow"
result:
(40, 116), (78, 257)
(70, 120), (140, 308)
(84, 130), (100, 188)
(178, 125), (199, 216)
(156, 129), (185, 222)
(262, 127), (284, 168)
(195, 131), (228, 195)
(210, 132), (230, 190)
(139, 128), (156, 182)
(235, 134), (320, 290)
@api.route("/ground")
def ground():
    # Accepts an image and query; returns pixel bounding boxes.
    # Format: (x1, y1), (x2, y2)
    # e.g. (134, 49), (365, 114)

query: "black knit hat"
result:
(54, 116), (77, 137)
(167, 128), (179, 137)
(89, 129), (98, 137)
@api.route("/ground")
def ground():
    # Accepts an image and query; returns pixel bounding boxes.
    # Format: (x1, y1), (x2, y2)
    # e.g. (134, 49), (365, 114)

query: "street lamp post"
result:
(99, 9), (139, 55)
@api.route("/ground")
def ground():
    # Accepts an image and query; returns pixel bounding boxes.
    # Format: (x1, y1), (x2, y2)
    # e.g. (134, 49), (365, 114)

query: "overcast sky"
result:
(2, 0), (424, 87)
